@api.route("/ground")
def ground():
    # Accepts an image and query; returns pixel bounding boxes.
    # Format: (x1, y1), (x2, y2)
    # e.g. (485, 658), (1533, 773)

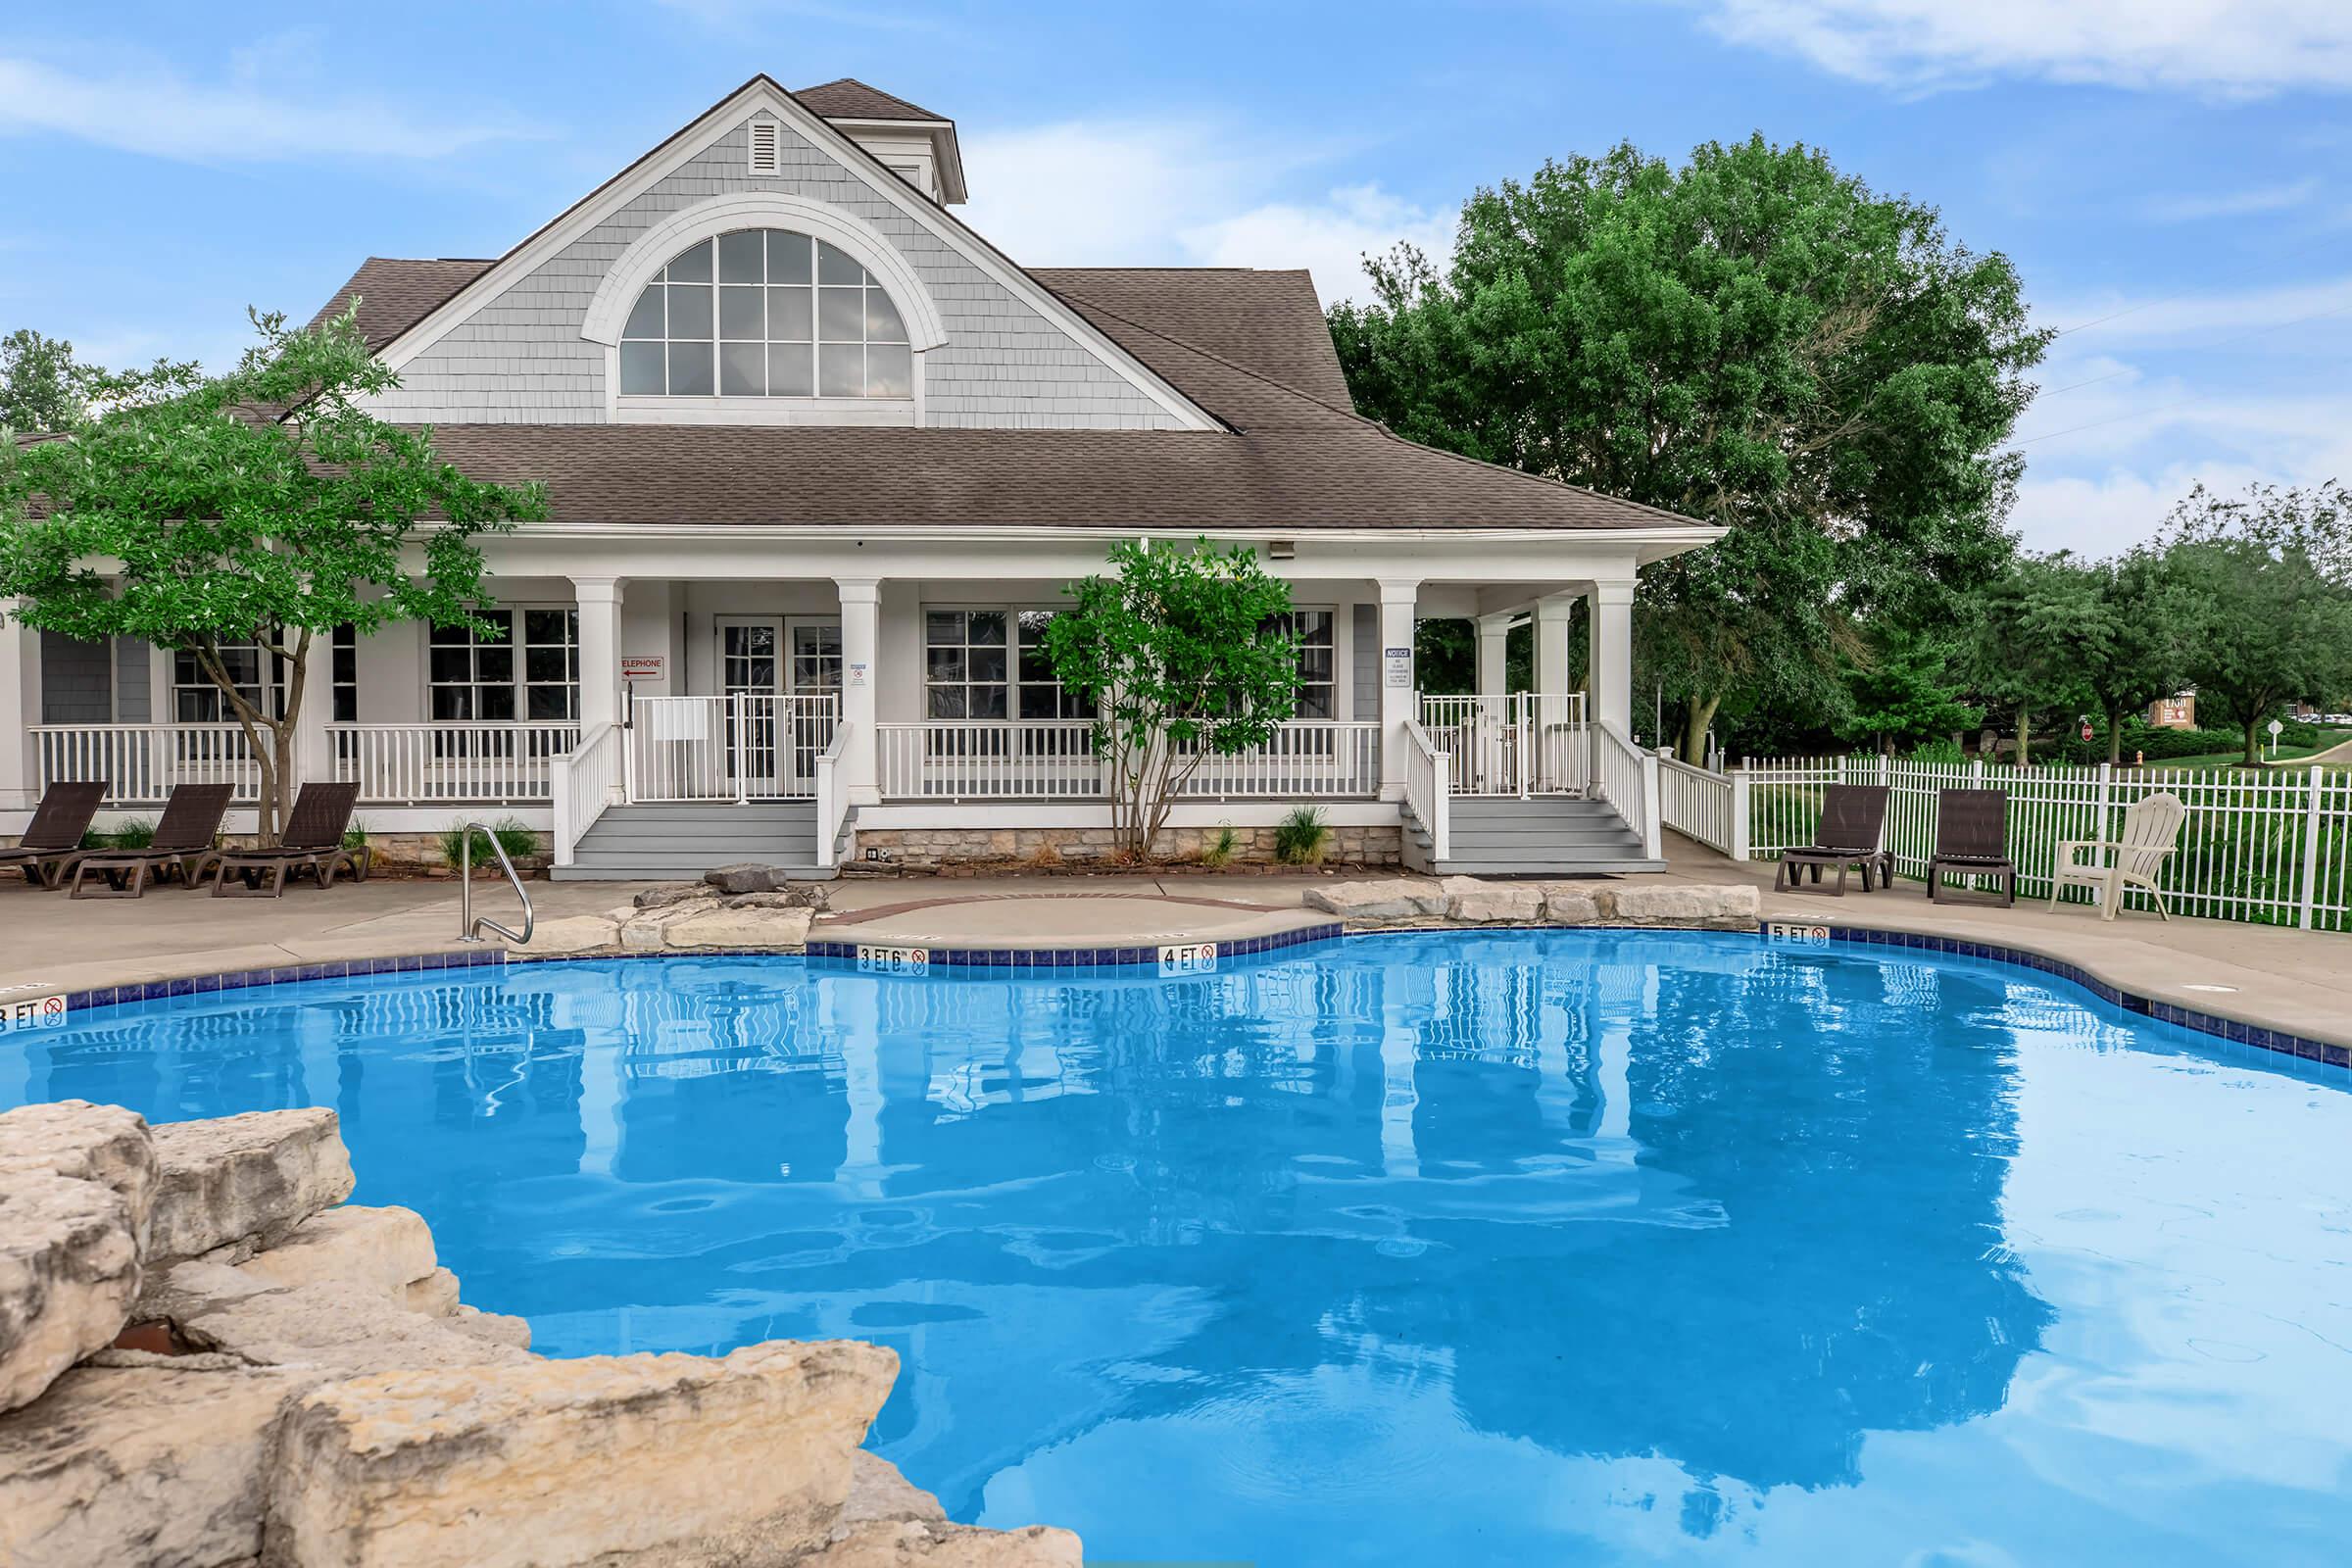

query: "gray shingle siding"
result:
(114, 637), (152, 723)
(40, 631), (112, 723)
(366, 118), (1185, 430)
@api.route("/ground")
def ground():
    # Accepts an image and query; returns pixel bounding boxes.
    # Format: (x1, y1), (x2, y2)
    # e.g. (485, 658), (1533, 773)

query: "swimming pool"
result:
(7, 930), (2349, 1565)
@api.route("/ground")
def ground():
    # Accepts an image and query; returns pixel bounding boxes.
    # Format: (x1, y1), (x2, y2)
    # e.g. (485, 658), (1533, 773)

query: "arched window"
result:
(616, 228), (911, 400)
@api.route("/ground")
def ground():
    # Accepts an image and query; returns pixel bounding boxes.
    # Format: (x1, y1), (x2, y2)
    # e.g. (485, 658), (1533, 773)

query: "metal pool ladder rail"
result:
(456, 820), (535, 946)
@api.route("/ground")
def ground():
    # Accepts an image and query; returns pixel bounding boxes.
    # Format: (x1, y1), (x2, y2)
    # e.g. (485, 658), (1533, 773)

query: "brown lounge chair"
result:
(1774, 783), (1892, 896)
(0, 781), (109, 889)
(1927, 788), (2015, 906)
(207, 781), (371, 898)
(67, 783), (236, 899)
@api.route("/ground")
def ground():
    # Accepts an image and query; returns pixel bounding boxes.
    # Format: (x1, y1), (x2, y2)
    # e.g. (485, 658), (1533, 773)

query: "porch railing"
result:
(1591, 721), (1662, 859)
(1655, 753), (1737, 856)
(330, 721), (578, 804)
(874, 720), (1383, 803)
(1401, 719), (1450, 862)
(624, 694), (839, 803)
(1418, 694), (1588, 796)
(813, 722), (853, 870)
(551, 721), (621, 868)
(33, 723), (264, 805)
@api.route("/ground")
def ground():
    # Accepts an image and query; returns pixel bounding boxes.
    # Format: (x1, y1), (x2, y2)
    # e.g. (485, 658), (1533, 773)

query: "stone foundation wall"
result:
(850, 823), (1402, 873)
(0, 1101), (1079, 1567)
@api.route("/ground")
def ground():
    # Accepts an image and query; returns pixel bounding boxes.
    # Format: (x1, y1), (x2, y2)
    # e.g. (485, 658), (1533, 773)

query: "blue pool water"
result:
(6, 931), (2350, 1565)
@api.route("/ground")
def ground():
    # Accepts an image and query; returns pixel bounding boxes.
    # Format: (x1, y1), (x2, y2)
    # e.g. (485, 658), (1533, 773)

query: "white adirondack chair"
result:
(2049, 791), (2186, 921)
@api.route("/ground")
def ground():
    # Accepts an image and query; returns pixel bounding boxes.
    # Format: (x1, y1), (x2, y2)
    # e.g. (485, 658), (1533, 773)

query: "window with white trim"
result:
(1267, 610), (1336, 719)
(428, 610), (578, 724)
(618, 229), (911, 400)
(923, 609), (1093, 722)
(173, 641), (282, 722)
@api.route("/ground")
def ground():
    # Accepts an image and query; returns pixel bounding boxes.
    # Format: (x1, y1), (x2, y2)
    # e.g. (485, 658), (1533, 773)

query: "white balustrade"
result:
(1591, 721), (1662, 859)
(34, 723), (265, 804)
(1174, 723), (1381, 800)
(625, 694), (837, 802)
(814, 722), (853, 869)
(1656, 754), (1736, 855)
(873, 720), (1382, 803)
(1401, 720), (1450, 862)
(551, 721), (620, 867)
(1418, 694), (1587, 796)
(329, 722), (578, 804)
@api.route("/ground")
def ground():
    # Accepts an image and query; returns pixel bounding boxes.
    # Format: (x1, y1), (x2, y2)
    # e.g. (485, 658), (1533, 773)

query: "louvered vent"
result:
(748, 121), (780, 173)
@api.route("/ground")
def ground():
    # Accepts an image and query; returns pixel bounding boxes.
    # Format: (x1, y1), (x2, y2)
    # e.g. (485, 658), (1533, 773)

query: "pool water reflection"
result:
(6, 932), (2350, 1565)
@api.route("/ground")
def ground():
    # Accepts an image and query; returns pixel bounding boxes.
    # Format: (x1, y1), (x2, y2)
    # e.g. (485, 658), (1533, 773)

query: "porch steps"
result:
(553, 802), (829, 882)
(1406, 796), (1665, 877)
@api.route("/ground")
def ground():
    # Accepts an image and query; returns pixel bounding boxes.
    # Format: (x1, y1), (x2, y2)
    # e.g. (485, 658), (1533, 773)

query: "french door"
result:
(786, 620), (843, 789)
(717, 617), (786, 797)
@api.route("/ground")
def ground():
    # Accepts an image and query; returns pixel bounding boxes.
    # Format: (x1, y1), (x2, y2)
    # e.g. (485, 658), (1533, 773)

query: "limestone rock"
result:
(0, 1362), (299, 1568)
(844, 1449), (947, 1528)
(447, 1304), (532, 1351)
(0, 1101), (158, 1247)
(665, 905), (815, 951)
(724, 883), (830, 911)
(266, 1339), (897, 1568)
(1301, 878), (1446, 923)
(617, 903), (702, 952)
(134, 1258), (275, 1325)
(400, 1267), (461, 1317)
(1535, 883), (1603, 925)
(634, 881), (718, 910)
(804, 1521), (1085, 1567)
(1441, 876), (1543, 924)
(148, 1108), (355, 1266)
(178, 1279), (531, 1378)
(1603, 882), (1761, 930)
(518, 914), (619, 955)
(233, 1204), (437, 1305)
(704, 861), (783, 896)
(0, 1175), (140, 1415)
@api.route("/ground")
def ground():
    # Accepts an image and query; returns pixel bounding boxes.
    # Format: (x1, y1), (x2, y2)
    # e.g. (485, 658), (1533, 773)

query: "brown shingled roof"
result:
(308, 257), (493, 348)
(793, 78), (949, 122)
(415, 421), (1705, 532)
(1036, 269), (1357, 412)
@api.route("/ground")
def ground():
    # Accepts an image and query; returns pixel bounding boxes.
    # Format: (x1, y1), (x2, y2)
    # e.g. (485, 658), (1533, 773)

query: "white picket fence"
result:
(1655, 753), (2352, 931)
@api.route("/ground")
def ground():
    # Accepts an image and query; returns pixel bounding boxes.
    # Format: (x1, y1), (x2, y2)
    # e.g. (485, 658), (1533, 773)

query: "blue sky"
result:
(4, 1), (2349, 557)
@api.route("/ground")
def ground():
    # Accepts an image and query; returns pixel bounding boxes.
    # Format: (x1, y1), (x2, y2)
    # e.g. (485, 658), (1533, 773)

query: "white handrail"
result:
(1592, 721), (1662, 859)
(872, 719), (1380, 803)
(1656, 753), (1735, 854)
(813, 721), (853, 870)
(32, 722), (264, 805)
(551, 721), (619, 868)
(1401, 719), (1450, 862)
(329, 721), (577, 804)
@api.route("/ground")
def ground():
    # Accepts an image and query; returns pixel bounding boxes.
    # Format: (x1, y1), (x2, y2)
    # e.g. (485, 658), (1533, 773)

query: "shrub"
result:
(437, 816), (539, 869)
(81, 818), (156, 850)
(343, 816), (370, 853)
(1907, 739), (1966, 765)
(1200, 823), (1240, 869)
(1272, 807), (1330, 866)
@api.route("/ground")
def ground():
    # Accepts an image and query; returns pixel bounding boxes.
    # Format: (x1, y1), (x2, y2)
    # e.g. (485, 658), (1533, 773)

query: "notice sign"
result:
(619, 655), (665, 683)
(1384, 646), (1413, 689)
(0, 990), (69, 1030)
(847, 661), (869, 689)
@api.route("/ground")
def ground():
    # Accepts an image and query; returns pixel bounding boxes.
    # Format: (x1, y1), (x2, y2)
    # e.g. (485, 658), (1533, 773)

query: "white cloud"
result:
(959, 120), (1447, 303)
(2034, 273), (2352, 344)
(2145, 177), (2322, 221)
(1688, 0), (2352, 96)
(0, 50), (545, 164)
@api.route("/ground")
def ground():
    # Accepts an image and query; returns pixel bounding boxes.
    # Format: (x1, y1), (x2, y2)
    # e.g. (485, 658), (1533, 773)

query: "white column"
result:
(0, 601), (41, 809)
(1534, 594), (1575, 696)
(1586, 579), (1636, 737)
(836, 578), (881, 805)
(1475, 613), (1510, 699)
(1375, 579), (1420, 799)
(292, 629), (337, 794)
(571, 577), (624, 731)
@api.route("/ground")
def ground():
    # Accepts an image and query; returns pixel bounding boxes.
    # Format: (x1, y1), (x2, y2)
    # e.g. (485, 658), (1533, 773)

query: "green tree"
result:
(1044, 539), (1300, 858)
(1, 327), (199, 432)
(2163, 481), (2352, 766)
(1972, 555), (2098, 767)
(1329, 135), (2047, 760)
(1837, 626), (1980, 754)
(0, 308), (546, 839)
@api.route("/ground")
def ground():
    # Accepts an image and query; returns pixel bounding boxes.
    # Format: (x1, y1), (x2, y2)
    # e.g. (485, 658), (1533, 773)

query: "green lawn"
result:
(2141, 728), (2352, 770)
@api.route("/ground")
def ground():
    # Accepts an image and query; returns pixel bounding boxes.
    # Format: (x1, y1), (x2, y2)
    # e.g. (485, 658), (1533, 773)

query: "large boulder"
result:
(843, 1449), (947, 1528)
(516, 914), (619, 955)
(1441, 876), (1544, 924)
(633, 882), (717, 910)
(148, 1109), (355, 1267)
(0, 1362), (300, 1568)
(266, 1339), (898, 1568)
(1535, 883), (1603, 925)
(232, 1205), (438, 1305)
(0, 1176), (141, 1415)
(175, 1279), (531, 1379)
(1603, 883), (1760, 930)
(0, 1101), (159, 1248)
(703, 861), (783, 896)
(1302, 878), (1447, 923)
(664, 905), (815, 951)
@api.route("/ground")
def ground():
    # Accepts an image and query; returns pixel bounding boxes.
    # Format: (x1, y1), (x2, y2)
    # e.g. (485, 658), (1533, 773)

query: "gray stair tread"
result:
(1431, 858), (1668, 875)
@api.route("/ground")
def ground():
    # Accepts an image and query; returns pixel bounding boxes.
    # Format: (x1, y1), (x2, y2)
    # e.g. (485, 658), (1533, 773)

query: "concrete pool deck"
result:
(0, 844), (2344, 1051)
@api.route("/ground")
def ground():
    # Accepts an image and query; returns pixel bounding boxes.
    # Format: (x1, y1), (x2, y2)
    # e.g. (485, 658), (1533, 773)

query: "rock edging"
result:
(1304, 876), (1759, 931)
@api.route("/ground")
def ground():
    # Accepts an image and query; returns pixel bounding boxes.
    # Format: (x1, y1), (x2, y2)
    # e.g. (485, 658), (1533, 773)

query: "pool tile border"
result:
(1794, 921), (2352, 1071)
(28, 921), (2345, 1073)
(804, 919), (1343, 974)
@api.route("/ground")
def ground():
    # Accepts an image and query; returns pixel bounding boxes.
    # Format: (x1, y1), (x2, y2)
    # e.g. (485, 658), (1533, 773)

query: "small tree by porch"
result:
(1044, 538), (1301, 859)
(0, 308), (545, 840)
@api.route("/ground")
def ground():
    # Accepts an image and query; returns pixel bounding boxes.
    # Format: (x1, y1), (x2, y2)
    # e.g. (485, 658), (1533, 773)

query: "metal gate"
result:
(1418, 693), (1589, 796)
(624, 693), (838, 802)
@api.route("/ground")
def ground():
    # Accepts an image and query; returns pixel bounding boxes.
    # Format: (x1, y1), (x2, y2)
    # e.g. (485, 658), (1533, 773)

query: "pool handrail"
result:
(456, 819), (535, 947)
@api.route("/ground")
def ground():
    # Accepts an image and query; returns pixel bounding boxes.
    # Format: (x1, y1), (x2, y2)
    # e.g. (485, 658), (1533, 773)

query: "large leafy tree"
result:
(0, 308), (546, 838)
(1, 327), (199, 432)
(2162, 481), (2352, 766)
(1837, 625), (1980, 755)
(1329, 135), (2048, 760)
(1044, 539), (1300, 858)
